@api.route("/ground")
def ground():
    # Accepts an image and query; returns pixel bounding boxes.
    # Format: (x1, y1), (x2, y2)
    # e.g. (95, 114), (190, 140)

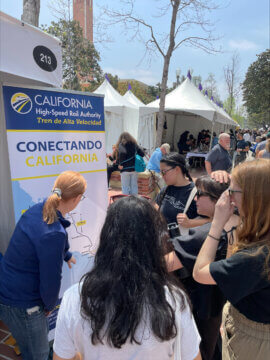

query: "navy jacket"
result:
(0, 201), (72, 311)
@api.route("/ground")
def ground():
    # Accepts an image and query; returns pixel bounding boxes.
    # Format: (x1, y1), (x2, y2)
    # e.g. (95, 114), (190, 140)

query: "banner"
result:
(3, 85), (107, 338)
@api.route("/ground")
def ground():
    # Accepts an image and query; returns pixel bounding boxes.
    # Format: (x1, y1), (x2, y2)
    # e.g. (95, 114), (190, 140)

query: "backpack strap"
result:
(183, 186), (197, 214)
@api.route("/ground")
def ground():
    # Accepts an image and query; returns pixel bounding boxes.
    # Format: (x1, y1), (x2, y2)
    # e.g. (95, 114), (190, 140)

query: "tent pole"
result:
(172, 113), (177, 151)
(209, 113), (216, 149)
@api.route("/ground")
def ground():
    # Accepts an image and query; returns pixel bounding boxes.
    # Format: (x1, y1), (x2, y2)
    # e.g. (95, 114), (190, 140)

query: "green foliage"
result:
(41, 20), (102, 90)
(223, 96), (236, 115)
(106, 74), (119, 90)
(242, 49), (270, 127)
(223, 97), (246, 127)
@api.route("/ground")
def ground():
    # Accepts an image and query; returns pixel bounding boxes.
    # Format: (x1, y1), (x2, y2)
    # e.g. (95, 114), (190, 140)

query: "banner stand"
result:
(1, 84), (107, 339)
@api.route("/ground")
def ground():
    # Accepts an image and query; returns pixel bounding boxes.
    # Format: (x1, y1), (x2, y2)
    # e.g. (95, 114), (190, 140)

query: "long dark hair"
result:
(80, 196), (186, 348)
(160, 152), (193, 182)
(115, 131), (137, 148)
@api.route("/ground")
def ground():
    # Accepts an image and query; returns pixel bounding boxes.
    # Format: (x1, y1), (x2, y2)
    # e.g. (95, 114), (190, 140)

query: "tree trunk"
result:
(155, 0), (179, 148)
(21, 0), (40, 27)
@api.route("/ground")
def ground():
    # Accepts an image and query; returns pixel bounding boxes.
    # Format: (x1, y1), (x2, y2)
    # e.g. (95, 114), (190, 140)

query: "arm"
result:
(165, 251), (183, 272)
(36, 232), (67, 311)
(137, 145), (145, 157)
(204, 160), (212, 175)
(177, 213), (210, 228)
(193, 191), (234, 285)
(258, 150), (264, 158)
(54, 353), (81, 360)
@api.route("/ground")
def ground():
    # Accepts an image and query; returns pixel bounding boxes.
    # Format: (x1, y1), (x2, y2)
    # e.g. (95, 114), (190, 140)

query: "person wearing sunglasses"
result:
(194, 159), (270, 360)
(156, 153), (209, 232)
(0, 171), (87, 360)
(165, 175), (239, 360)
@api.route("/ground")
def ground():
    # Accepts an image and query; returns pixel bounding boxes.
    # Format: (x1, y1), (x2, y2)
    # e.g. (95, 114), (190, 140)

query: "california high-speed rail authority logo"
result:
(11, 93), (33, 114)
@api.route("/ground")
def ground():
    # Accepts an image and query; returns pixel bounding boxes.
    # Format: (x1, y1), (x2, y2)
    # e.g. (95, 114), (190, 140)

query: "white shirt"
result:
(243, 133), (251, 142)
(53, 284), (200, 360)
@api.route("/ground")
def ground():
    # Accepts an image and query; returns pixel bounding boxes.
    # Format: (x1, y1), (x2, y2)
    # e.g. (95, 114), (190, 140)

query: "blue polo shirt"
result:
(0, 201), (72, 311)
(206, 143), (232, 171)
(147, 148), (163, 173)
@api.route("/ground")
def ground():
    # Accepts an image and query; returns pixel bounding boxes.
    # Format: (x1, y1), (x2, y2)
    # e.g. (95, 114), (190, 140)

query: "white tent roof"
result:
(94, 79), (137, 110)
(123, 89), (145, 107)
(147, 78), (235, 126)
(0, 11), (62, 87)
(94, 79), (140, 152)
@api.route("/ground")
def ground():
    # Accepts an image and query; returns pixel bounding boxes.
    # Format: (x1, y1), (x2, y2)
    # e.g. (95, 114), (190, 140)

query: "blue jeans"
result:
(0, 303), (49, 360)
(120, 171), (138, 195)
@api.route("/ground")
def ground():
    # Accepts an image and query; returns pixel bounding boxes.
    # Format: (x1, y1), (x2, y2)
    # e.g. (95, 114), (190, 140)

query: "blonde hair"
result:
(266, 139), (270, 152)
(43, 171), (87, 224)
(232, 159), (270, 279)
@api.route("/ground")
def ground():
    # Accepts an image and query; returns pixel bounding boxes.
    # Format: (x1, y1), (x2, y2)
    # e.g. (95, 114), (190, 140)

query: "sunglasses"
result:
(80, 194), (86, 201)
(196, 189), (218, 200)
(160, 167), (175, 176)
(228, 188), (242, 196)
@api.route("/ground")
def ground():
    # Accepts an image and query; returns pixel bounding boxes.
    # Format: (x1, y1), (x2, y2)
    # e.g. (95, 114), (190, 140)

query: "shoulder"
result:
(61, 283), (81, 315)
(165, 286), (189, 312)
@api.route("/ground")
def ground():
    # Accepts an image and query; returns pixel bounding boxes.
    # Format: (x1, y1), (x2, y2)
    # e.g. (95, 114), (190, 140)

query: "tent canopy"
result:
(94, 80), (139, 152)
(123, 89), (145, 107)
(138, 78), (236, 153)
(147, 78), (235, 125)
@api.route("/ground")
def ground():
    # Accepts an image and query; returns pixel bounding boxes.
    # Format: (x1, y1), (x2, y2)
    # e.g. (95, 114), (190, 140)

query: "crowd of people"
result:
(0, 127), (269, 360)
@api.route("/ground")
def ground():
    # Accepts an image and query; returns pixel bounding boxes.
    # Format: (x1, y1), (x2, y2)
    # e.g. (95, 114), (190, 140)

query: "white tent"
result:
(94, 80), (140, 153)
(123, 89), (145, 107)
(138, 78), (236, 152)
(0, 12), (62, 254)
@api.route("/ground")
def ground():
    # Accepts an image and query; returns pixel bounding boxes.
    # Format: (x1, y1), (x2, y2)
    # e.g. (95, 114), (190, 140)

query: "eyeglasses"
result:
(196, 189), (217, 200)
(228, 188), (242, 196)
(161, 167), (175, 176)
(80, 194), (86, 201)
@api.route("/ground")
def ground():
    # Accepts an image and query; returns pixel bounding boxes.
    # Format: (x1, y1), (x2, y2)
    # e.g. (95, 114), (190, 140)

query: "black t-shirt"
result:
(118, 143), (145, 172)
(172, 223), (228, 319)
(156, 183), (198, 224)
(210, 246), (270, 323)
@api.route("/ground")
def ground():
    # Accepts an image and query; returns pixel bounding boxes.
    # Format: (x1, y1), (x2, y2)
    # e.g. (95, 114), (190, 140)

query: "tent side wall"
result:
(137, 109), (157, 154)
(104, 109), (124, 153)
(123, 107), (139, 140)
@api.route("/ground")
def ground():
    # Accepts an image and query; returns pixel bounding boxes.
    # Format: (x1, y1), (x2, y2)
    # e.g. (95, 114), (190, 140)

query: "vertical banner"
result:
(2, 85), (107, 337)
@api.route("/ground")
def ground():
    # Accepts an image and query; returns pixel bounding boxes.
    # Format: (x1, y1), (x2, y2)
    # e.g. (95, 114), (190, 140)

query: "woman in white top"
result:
(53, 196), (201, 360)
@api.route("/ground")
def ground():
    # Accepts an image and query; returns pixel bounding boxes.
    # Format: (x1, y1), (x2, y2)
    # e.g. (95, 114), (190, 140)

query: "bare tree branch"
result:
(99, 0), (223, 147)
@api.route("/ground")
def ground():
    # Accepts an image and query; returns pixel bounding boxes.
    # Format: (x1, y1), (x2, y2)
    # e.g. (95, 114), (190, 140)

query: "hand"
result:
(118, 165), (123, 170)
(67, 256), (76, 269)
(211, 170), (231, 184)
(177, 213), (191, 228)
(213, 190), (234, 228)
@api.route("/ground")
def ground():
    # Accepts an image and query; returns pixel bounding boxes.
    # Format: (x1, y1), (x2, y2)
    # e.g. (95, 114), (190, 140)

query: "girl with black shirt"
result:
(194, 159), (270, 360)
(116, 132), (145, 195)
(156, 153), (208, 229)
(165, 176), (239, 360)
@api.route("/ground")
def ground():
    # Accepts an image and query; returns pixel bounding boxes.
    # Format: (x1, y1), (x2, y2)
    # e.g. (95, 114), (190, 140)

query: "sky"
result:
(1, 0), (269, 102)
